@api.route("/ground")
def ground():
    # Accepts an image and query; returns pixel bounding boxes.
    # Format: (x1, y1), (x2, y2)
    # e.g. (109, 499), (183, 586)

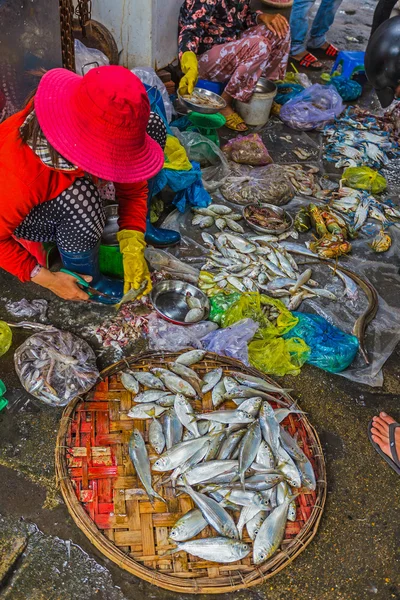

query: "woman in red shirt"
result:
(0, 66), (164, 304)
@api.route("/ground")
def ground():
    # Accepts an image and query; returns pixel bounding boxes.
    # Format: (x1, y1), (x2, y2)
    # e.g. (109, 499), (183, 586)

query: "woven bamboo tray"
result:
(56, 351), (326, 594)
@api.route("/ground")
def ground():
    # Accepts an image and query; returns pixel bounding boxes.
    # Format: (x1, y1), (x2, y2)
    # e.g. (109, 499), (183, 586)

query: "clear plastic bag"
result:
(201, 318), (259, 365)
(222, 134), (272, 166)
(131, 67), (174, 123)
(6, 298), (48, 321)
(280, 84), (344, 130)
(220, 163), (295, 206)
(74, 39), (109, 75)
(145, 247), (200, 284)
(341, 166), (387, 195)
(179, 131), (231, 192)
(284, 312), (359, 373)
(147, 312), (218, 351)
(14, 329), (99, 407)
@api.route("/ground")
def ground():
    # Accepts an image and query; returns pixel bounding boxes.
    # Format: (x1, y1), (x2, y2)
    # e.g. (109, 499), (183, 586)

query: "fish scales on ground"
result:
(123, 357), (317, 566)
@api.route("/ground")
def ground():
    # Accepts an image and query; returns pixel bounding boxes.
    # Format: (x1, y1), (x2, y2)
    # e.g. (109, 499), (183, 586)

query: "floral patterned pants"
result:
(198, 25), (290, 102)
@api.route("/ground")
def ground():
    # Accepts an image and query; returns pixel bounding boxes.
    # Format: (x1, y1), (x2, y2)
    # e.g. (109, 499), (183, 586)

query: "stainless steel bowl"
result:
(177, 87), (226, 115)
(242, 203), (293, 235)
(150, 280), (210, 325)
(254, 77), (277, 95)
(101, 204), (119, 246)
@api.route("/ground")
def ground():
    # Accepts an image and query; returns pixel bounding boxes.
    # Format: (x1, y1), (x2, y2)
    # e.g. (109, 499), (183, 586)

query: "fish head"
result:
(169, 527), (182, 540)
(253, 542), (272, 565)
(152, 457), (168, 471)
(235, 542), (250, 558)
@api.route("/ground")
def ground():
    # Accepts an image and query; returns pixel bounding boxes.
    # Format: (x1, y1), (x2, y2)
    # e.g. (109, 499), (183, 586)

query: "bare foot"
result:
(291, 50), (323, 69)
(370, 412), (400, 463)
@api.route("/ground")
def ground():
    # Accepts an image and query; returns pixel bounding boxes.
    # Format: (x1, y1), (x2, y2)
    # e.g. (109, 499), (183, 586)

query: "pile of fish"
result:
(327, 185), (400, 252)
(197, 230), (337, 310)
(323, 113), (398, 169)
(282, 163), (322, 197)
(124, 350), (316, 565)
(191, 204), (244, 233)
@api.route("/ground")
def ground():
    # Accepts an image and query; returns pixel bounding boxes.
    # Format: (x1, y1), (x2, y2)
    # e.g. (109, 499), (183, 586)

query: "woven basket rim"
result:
(55, 350), (327, 594)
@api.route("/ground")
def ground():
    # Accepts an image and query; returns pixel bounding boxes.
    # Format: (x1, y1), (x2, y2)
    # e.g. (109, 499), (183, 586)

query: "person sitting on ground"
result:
(290, 0), (342, 70)
(178, 0), (290, 132)
(369, 412), (400, 475)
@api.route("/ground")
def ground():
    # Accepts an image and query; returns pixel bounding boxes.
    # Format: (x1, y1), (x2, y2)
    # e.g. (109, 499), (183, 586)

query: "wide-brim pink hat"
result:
(34, 66), (165, 183)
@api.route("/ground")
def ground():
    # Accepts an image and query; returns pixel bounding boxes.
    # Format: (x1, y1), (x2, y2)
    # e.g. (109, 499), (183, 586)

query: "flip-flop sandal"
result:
(309, 44), (339, 60)
(224, 112), (248, 131)
(290, 53), (323, 70)
(368, 420), (400, 476)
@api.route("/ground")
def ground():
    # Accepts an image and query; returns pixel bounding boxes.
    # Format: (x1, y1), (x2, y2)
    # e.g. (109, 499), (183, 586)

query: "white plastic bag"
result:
(147, 313), (218, 351)
(131, 67), (174, 123)
(74, 39), (109, 75)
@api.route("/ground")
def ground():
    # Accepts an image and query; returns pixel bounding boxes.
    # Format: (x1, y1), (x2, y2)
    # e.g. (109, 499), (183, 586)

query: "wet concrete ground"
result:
(1, 1), (400, 599)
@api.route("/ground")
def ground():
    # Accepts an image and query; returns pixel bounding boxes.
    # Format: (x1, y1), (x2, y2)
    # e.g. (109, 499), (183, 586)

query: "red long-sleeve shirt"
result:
(0, 104), (148, 282)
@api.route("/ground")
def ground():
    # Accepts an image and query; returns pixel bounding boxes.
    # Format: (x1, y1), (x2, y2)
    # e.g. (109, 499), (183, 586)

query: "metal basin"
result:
(177, 87), (226, 115)
(254, 77), (277, 95)
(101, 204), (119, 246)
(150, 280), (210, 325)
(242, 203), (293, 235)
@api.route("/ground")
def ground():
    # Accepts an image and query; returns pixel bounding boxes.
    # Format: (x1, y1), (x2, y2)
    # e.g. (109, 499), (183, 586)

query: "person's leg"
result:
(14, 178), (123, 304)
(307, 0), (343, 50)
(371, 0), (398, 36)
(251, 24), (291, 82)
(370, 412), (400, 468)
(289, 0), (315, 55)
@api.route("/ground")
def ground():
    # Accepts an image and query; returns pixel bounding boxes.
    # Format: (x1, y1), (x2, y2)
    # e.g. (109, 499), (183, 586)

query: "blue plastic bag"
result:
(280, 84), (344, 130)
(153, 161), (211, 212)
(283, 312), (359, 373)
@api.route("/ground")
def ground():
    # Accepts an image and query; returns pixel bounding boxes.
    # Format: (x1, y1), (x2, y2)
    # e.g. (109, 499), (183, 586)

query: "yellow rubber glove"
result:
(178, 51), (198, 96)
(117, 230), (152, 297)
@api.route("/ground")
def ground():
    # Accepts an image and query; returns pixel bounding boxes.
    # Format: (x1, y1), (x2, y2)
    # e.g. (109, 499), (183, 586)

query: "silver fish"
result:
(152, 436), (211, 471)
(329, 266), (358, 301)
(290, 268), (312, 293)
(247, 510), (268, 541)
(128, 429), (165, 504)
(149, 418), (165, 455)
(253, 495), (291, 564)
(212, 379), (226, 408)
(182, 481), (239, 539)
(239, 420), (262, 489)
(235, 397), (262, 419)
(131, 371), (165, 390)
(224, 385), (287, 407)
(127, 403), (166, 419)
(279, 427), (308, 463)
(198, 409), (254, 424)
(277, 445), (301, 487)
(168, 362), (203, 397)
(218, 429), (246, 460)
(167, 443), (211, 486)
(132, 390), (170, 404)
(203, 431), (226, 461)
(202, 368), (223, 393)
(187, 295), (202, 309)
(260, 401), (280, 456)
(121, 372), (139, 394)
(185, 460), (238, 486)
(256, 440), (275, 469)
(169, 509), (207, 542)
(237, 505), (262, 539)
(157, 370), (197, 398)
(231, 372), (292, 399)
(174, 393), (200, 437)
(157, 394), (176, 407)
(219, 488), (269, 510)
(274, 407), (304, 423)
(163, 408), (183, 449)
(176, 349), (207, 366)
(277, 482), (297, 521)
(209, 204), (233, 215)
(165, 537), (250, 563)
(296, 455), (316, 491)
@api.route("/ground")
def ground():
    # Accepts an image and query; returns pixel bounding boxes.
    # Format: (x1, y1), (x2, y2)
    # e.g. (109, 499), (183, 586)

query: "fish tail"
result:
(159, 545), (180, 557)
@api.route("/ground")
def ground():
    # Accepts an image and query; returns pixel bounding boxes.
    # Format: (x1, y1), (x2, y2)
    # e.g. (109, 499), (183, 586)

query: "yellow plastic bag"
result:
(222, 292), (309, 377)
(0, 321), (12, 357)
(163, 135), (192, 171)
(248, 336), (310, 377)
(342, 166), (386, 195)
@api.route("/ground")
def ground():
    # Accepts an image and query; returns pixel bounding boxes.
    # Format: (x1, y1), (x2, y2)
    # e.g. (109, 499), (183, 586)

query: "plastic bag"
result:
(209, 292), (241, 325)
(179, 131), (231, 192)
(147, 312), (218, 351)
(201, 318), (259, 365)
(153, 160), (212, 211)
(284, 312), (359, 373)
(220, 163), (295, 206)
(222, 134), (272, 166)
(341, 166), (387, 195)
(275, 83), (304, 106)
(280, 84), (344, 130)
(0, 321), (12, 357)
(6, 298), (48, 321)
(145, 247), (200, 284)
(132, 67), (174, 123)
(248, 336), (309, 377)
(329, 76), (362, 102)
(74, 39), (109, 75)
(14, 329), (99, 407)
(222, 292), (298, 336)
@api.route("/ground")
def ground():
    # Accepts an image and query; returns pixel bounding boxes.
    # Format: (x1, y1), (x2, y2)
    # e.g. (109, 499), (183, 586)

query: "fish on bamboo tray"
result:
(56, 351), (326, 594)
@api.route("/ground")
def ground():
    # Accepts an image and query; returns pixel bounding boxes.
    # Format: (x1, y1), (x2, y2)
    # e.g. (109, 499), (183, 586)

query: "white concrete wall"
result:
(89, 0), (181, 69)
